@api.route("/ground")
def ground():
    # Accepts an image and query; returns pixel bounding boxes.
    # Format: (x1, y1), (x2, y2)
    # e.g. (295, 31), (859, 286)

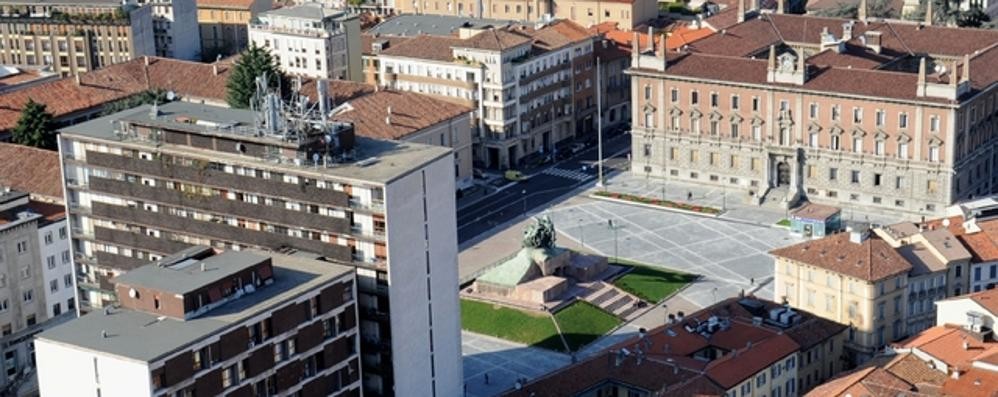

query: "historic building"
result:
(628, 7), (998, 216)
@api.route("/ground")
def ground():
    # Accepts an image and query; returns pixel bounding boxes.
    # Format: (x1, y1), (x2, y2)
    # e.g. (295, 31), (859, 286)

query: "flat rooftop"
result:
(259, 3), (350, 21)
(367, 14), (517, 37)
(60, 102), (453, 184)
(37, 250), (354, 363)
(113, 247), (266, 296)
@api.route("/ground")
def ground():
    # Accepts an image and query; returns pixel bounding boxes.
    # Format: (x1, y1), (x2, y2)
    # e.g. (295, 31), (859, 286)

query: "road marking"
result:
(541, 167), (593, 182)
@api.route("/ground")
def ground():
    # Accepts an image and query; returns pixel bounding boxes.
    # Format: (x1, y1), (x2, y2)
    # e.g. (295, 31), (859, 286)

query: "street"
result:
(457, 133), (631, 244)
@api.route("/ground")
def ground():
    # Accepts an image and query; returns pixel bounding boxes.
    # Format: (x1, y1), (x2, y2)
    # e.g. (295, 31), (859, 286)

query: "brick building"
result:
(36, 247), (362, 397)
(628, 8), (998, 216)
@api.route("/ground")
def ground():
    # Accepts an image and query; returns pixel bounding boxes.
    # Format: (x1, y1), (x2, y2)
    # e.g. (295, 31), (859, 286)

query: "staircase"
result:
(581, 282), (646, 321)
(759, 186), (795, 210)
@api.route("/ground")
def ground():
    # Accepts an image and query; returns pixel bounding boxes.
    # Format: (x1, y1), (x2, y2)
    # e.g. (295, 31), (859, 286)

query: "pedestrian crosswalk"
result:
(542, 167), (592, 181)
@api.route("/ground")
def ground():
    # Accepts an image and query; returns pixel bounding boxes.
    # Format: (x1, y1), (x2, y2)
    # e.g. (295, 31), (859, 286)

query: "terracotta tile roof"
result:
(196, 0), (257, 9)
(883, 353), (949, 389)
(784, 315), (848, 351)
(968, 288), (998, 317)
(502, 351), (721, 396)
(0, 143), (63, 202)
(920, 216), (998, 264)
(360, 34), (413, 56)
(791, 202), (840, 221)
(942, 368), (998, 397)
(770, 232), (912, 281)
(297, 79), (375, 105)
(805, 366), (879, 396)
(523, 20), (594, 51)
(705, 333), (799, 388)
(897, 326), (998, 372)
(703, 7), (741, 31)
(458, 29), (532, 51)
(0, 57), (231, 132)
(331, 90), (472, 140)
(379, 35), (465, 62)
(26, 200), (66, 222)
(978, 350), (998, 365)
(598, 22), (714, 51)
(806, 45), (896, 70)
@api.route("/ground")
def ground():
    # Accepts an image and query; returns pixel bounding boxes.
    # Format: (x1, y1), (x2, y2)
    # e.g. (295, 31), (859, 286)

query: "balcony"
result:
(348, 199), (384, 213)
(88, 177), (351, 235)
(93, 227), (193, 255)
(85, 151), (350, 208)
(91, 202), (352, 262)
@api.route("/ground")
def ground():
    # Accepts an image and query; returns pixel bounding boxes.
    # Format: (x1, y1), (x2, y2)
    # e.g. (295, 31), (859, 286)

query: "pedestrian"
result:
(485, 373), (490, 385)
(687, 191), (693, 201)
(751, 277), (755, 285)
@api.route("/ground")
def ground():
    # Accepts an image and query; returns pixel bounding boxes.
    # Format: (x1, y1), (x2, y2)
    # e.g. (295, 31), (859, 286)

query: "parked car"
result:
(504, 170), (527, 182)
(570, 143), (586, 154)
(473, 168), (486, 179)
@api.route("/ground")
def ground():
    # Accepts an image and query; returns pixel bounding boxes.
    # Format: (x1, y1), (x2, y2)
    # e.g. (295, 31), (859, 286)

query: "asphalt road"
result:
(457, 133), (631, 244)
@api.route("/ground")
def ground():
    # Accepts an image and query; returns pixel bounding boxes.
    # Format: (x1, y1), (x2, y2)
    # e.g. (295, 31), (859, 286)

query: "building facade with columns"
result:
(627, 7), (998, 216)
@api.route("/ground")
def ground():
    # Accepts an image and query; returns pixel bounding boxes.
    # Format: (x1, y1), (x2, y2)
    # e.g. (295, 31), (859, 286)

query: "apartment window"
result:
(927, 180), (938, 194)
(831, 105), (841, 121)
(23, 290), (32, 303)
(895, 176), (903, 189)
(851, 170), (860, 184)
(710, 93), (719, 107)
(898, 142), (909, 159)
(644, 112), (654, 128)
(829, 168), (838, 181)
(779, 100), (789, 111)
(876, 326), (886, 346)
(930, 115), (939, 132)
(16, 241), (27, 254)
(730, 123), (739, 138)
(691, 91), (699, 105)
(752, 125), (762, 141)
(830, 134), (840, 150)
(670, 88), (678, 102)
(899, 113), (909, 129)
(62, 250), (70, 264)
(874, 173), (882, 187)
(731, 95), (740, 110)
(875, 140), (885, 156)
(0, 300), (7, 313)
(853, 107), (863, 123)
(806, 289), (815, 307)
(757, 373), (767, 387)
(742, 383), (752, 395)
(809, 132), (819, 148)
(875, 110), (886, 126)
(710, 121), (719, 135)
(59, 226), (66, 239)
(50, 279), (58, 293)
(877, 302), (885, 320)
(46, 256), (56, 269)
(671, 115), (680, 129)
(64, 274), (72, 288)
(643, 144), (652, 157)
(956, 265), (963, 278)
(928, 146), (940, 162)
(44, 232), (53, 245)
(825, 294), (835, 312)
(809, 103), (818, 118)
(644, 85), (651, 100)
(752, 97), (760, 111)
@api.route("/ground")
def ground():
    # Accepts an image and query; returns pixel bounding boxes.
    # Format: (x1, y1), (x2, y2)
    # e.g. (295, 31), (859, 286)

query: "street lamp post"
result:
(608, 219), (619, 263)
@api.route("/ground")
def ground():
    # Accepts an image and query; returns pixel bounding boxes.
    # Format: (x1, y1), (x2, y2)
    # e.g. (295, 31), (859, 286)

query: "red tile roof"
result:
(379, 35), (465, 62)
(0, 143), (63, 202)
(705, 333), (799, 388)
(331, 89), (472, 140)
(458, 29), (532, 51)
(896, 326), (998, 372)
(0, 57), (232, 132)
(942, 368), (998, 397)
(770, 232), (912, 281)
(297, 79), (375, 105)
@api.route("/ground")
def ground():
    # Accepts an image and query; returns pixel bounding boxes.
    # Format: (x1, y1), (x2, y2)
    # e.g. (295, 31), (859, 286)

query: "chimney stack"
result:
(737, 0), (745, 23)
(950, 60), (959, 87)
(767, 45), (776, 71)
(917, 57), (927, 85)
(212, 64), (218, 76)
(858, 0), (868, 20)
(386, 106), (392, 125)
(74, 73), (81, 86)
(144, 56), (150, 66)
(631, 30), (640, 61)
(777, 0), (784, 14)
(646, 26), (654, 53)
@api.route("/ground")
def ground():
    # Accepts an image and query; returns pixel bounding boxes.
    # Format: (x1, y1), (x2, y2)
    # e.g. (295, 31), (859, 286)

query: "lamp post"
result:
(608, 219), (619, 263)
(522, 189), (528, 217)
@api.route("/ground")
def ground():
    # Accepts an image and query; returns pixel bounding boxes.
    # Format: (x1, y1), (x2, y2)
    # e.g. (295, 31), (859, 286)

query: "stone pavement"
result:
(461, 331), (571, 397)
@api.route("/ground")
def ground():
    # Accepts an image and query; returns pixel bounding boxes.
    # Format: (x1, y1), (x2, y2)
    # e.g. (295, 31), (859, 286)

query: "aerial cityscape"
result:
(0, 0), (992, 395)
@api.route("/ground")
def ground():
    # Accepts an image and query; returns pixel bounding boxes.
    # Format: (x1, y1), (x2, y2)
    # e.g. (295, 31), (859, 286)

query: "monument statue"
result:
(522, 216), (556, 249)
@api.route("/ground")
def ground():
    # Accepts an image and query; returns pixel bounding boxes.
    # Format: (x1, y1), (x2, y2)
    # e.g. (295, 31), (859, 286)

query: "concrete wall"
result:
(385, 152), (462, 397)
(935, 298), (996, 330)
(403, 112), (475, 190)
(37, 340), (153, 397)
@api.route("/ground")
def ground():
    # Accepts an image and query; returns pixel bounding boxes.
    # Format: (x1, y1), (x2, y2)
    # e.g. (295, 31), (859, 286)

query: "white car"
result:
(570, 143), (586, 153)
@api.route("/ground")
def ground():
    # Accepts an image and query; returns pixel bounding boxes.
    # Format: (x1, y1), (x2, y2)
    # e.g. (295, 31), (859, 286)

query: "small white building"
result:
(138, 0), (202, 60)
(37, 218), (73, 318)
(249, 3), (361, 81)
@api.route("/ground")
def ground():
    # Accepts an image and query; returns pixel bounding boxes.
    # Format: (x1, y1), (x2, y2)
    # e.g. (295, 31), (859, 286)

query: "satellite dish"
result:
(312, 152), (320, 164)
(128, 288), (138, 298)
(942, 218), (951, 227)
(166, 91), (176, 101)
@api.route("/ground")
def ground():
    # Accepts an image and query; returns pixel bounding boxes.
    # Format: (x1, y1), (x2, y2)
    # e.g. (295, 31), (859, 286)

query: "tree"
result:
(11, 99), (56, 150)
(100, 89), (169, 116)
(225, 44), (287, 109)
(816, 0), (896, 18)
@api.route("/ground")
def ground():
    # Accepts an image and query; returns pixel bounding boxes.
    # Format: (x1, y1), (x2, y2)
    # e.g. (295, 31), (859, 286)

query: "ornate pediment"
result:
(709, 111), (724, 122)
(928, 136), (944, 147)
(669, 106), (683, 116)
(808, 122), (822, 133)
(643, 103), (656, 113)
(874, 129), (889, 141)
(690, 109), (703, 119)
(829, 125), (844, 136)
(896, 133), (912, 143)
(751, 116), (765, 126)
(730, 113), (744, 123)
(851, 127), (866, 137)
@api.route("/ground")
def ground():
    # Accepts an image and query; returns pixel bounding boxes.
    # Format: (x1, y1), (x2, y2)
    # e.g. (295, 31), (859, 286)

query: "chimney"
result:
(963, 340), (970, 350)
(631, 30), (640, 62)
(918, 57), (927, 85)
(212, 64), (219, 76)
(864, 31), (882, 54)
(144, 55), (150, 66)
(646, 26), (654, 53)
(74, 73), (81, 86)
(849, 229), (869, 244)
(386, 106), (392, 125)
(101, 330), (108, 338)
(842, 21), (854, 41)
(767, 45), (776, 71)
(777, 0), (784, 14)
(961, 54), (970, 83)
(858, 0), (867, 20)
(658, 33), (668, 69)
(737, 0), (745, 23)
(925, 0), (934, 25)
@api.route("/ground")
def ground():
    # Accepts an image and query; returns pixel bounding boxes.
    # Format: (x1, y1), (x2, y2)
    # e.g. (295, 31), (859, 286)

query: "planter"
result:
(592, 190), (723, 216)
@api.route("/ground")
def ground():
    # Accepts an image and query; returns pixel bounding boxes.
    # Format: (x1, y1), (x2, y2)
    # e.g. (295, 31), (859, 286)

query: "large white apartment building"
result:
(138, 0), (201, 60)
(369, 19), (598, 169)
(249, 3), (362, 81)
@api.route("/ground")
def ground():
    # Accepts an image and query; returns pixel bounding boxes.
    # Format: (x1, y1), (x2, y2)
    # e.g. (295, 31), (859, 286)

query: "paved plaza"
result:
(461, 331), (571, 397)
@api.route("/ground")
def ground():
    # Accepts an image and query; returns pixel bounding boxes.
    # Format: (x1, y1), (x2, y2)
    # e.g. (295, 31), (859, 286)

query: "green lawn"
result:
(460, 299), (562, 350)
(554, 301), (621, 351)
(776, 218), (792, 227)
(461, 299), (621, 352)
(611, 260), (697, 303)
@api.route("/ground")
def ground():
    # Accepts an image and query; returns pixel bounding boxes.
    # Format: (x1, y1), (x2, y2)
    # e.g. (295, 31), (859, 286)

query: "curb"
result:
(588, 194), (724, 219)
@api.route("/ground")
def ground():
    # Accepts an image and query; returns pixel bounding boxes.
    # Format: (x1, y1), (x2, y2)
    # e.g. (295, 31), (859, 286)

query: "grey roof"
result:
(0, 0), (120, 5)
(59, 102), (453, 184)
(259, 3), (350, 21)
(113, 249), (268, 295)
(367, 14), (518, 37)
(37, 250), (354, 363)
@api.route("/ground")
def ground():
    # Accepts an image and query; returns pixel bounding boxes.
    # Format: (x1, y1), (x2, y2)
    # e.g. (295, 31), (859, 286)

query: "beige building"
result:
(0, 0), (155, 77)
(628, 9), (998, 216)
(196, 0), (272, 61)
(553, 0), (659, 28)
(393, 0), (552, 21)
